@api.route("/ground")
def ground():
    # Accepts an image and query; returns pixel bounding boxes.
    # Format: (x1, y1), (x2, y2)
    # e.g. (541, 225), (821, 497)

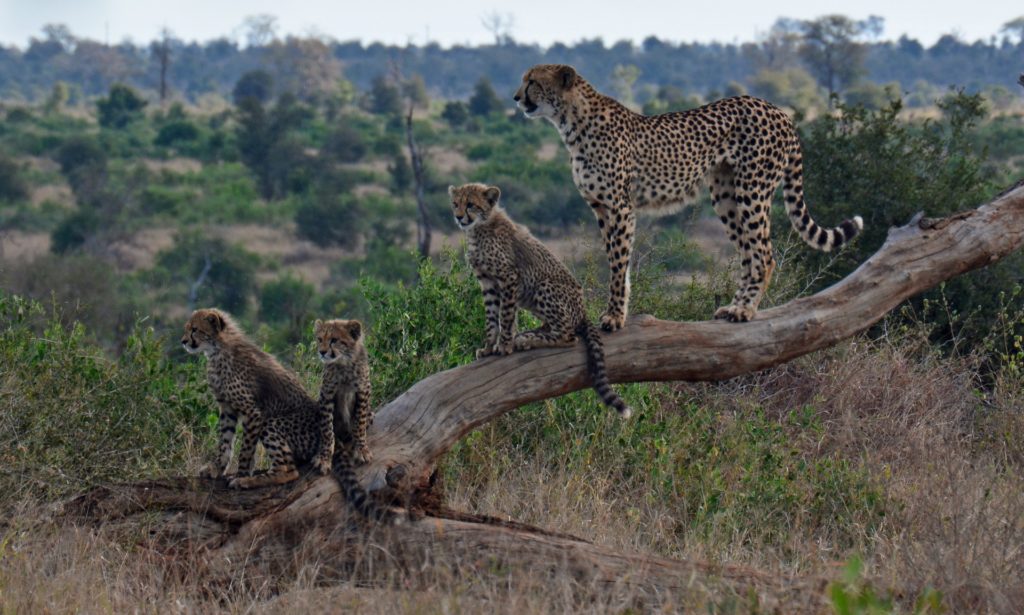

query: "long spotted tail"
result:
(577, 321), (632, 418)
(332, 450), (400, 524)
(783, 149), (863, 252)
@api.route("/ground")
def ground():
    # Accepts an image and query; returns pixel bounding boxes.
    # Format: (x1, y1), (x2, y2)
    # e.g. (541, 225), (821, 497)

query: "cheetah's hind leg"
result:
(514, 324), (575, 351)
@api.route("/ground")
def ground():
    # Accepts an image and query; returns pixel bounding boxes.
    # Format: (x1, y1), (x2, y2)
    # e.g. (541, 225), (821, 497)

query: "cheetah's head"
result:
(513, 64), (578, 120)
(449, 183), (500, 231)
(314, 319), (363, 365)
(182, 308), (229, 356)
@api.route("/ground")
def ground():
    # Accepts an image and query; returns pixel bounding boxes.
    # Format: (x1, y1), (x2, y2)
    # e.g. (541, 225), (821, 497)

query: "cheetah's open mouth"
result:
(523, 100), (538, 114)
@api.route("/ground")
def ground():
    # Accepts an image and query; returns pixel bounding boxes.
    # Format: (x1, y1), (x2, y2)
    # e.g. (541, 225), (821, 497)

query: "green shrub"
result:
(0, 151), (29, 202)
(154, 120), (201, 147)
(96, 83), (148, 129)
(153, 234), (261, 315)
(295, 193), (364, 249)
(0, 293), (208, 507)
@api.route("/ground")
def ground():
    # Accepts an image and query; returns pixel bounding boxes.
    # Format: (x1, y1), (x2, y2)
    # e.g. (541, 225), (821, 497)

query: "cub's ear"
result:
(347, 320), (362, 341)
(448, 185), (456, 198)
(313, 319), (323, 334)
(206, 311), (225, 332)
(483, 186), (501, 205)
(557, 65), (577, 90)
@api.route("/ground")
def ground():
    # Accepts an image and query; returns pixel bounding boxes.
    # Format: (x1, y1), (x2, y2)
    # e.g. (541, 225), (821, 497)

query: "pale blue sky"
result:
(0, 0), (1021, 48)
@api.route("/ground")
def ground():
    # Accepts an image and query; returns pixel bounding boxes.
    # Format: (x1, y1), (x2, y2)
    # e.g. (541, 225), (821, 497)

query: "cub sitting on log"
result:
(450, 182), (631, 418)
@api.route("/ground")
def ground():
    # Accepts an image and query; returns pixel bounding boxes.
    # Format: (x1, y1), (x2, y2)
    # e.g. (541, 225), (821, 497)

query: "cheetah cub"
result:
(182, 309), (394, 521)
(315, 319), (373, 465)
(182, 308), (333, 488)
(450, 183), (631, 418)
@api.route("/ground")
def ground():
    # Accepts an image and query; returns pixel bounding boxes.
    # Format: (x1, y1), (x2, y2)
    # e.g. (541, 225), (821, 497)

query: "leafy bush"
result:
(295, 192), (364, 249)
(800, 92), (1009, 345)
(153, 234), (261, 315)
(0, 293), (208, 507)
(154, 120), (201, 147)
(0, 253), (144, 348)
(260, 274), (315, 324)
(0, 151), (29, 202)
(50, 209), (101, 253)
(96, 83), (148, 129)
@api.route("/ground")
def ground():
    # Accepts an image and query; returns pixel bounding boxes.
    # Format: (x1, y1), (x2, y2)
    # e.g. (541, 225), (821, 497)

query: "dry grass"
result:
(1, 330), (1021, 613)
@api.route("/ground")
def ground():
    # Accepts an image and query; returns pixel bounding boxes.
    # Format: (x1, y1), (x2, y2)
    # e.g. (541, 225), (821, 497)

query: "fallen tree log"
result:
(63, 181), (1024, 607)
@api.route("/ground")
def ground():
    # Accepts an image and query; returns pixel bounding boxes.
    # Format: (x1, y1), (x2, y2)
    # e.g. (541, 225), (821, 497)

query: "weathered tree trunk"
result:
(63, 182), (1024, 605)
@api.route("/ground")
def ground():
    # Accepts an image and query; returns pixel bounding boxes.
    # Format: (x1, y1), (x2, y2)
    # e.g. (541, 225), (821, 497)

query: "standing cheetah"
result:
(450, 183), (631, 418)
(514, 64), (863, 327)
(182, 309), (393, 521)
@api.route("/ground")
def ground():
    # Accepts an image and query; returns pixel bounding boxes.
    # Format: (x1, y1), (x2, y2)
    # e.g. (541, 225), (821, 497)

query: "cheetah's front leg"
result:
(475, 276), (501, 359)
(494, 280), (518, 356)
(593, 202), (635, 332)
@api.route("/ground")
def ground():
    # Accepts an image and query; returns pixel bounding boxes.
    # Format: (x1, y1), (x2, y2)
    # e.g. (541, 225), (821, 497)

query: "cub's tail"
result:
(577, 321), (632, 419)
(332, 450), (401, 524)
(783, 149), (863, 252)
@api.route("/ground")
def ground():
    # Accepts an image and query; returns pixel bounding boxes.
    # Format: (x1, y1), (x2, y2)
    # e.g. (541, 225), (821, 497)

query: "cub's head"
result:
(181, 308), (229, 355)
(449, 183), (501, 231)
(314, 319), (363, 364)
(513, 64), (578, 120)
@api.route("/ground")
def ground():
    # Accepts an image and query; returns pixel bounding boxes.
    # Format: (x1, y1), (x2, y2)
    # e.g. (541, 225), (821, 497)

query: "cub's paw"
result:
(312, 457), (332, 475)
(494, 340), (514, 356)
(198, 463), (222, 479)
(353, 446), (373, 465)
(713, 304), (755, 323)
(599, 311), (626, 332)
(228, 476), (252, 490)
(475, 346), (496, 359)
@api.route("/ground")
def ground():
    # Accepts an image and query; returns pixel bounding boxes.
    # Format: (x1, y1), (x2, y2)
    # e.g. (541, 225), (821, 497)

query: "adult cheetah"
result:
(514, 64), (862, 326)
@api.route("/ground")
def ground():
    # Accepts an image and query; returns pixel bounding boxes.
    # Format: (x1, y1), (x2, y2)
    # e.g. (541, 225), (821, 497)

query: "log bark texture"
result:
(63, 182), (1024, 607)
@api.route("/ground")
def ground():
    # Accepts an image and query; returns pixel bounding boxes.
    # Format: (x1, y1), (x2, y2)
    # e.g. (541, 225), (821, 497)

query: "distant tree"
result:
(402, 74), (429, 109)
(610, 64), (640, 107)
(323, 123), (367, 163)
(1002, 16), (1024, 44)
(55, 136), (108, 200)
(468, 77), (504, 116)
(481, 12), (515, 46)
(155, 120), (200, 146)
(368, 75), (403, 116)
(0, 153), (28, 203)
(43, 82), (69, 115)
(295, 193), (364, 249)
(150, 28), (173, 104)
(798, 15), (868, 99)
(156, 234), (261, 315)
(269, 36), (343, 104)
(260, 274), (315, 324)
(242, 14), (278, 47)
(235, 93), (312, 199)
(748, 67), (825, 111)
(641, 85), (700, 115)
(441, 101), (469, 128)
(389, 153), (411, 194)
(233, 70), (274, 106)
(96, 83), (148, 129)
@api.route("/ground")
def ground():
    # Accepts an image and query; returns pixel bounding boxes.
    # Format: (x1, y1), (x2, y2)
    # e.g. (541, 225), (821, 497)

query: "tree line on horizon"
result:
(1, 15), (1023, 109)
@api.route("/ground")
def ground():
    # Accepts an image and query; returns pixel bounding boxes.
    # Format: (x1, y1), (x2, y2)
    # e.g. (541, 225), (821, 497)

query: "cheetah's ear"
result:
(313, 319), (323, 334)
(347, 320), (362, 341)
(557, 65), (577, 90)
(206, 311), (225, 332)
(483, 185), (501, 205)
(448, 185), (456, 198)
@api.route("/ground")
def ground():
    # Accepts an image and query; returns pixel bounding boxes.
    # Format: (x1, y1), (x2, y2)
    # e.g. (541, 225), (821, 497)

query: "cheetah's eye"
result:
(330, 337), (338, 344)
